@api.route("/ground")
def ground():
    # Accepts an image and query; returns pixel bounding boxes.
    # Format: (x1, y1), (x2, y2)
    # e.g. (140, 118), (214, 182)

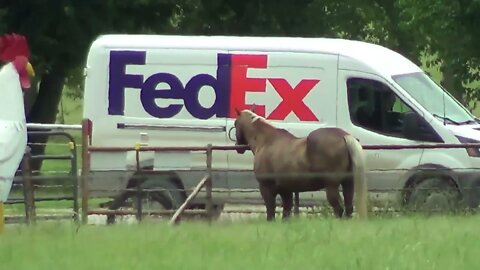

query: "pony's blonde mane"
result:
(242, 109), (268, 124)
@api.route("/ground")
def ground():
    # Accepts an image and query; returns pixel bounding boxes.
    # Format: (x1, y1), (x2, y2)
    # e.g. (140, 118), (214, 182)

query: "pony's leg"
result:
(259, 182), (277, 221)
(326, 185), (344, 218)
(341, 178), (354, 218)
(279, 191), (293, 220)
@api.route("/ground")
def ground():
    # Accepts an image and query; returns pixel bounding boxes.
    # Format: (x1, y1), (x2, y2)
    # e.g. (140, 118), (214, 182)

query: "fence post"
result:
(136, 183), (143, 222)
(0, 201), (3, 233)
(205, 144), (213, 222)
(21, 147), (36, 225)
(134, 143), (143, 222)
(69, 141), (79, 224)
(294, 192), (300, 216)
(81, 119), (90, 225)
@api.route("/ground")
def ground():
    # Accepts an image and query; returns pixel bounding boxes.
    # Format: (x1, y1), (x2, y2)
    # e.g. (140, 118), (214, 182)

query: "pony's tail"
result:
(344, 135), (368, 219)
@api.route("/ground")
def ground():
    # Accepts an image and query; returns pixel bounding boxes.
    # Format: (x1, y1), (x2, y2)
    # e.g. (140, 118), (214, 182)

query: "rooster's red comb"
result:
(0, 33), (30, 62)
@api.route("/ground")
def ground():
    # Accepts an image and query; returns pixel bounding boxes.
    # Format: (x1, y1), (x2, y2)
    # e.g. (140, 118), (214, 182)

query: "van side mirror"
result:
(402, 112), (443, 142)
(402, 112), (420, 140)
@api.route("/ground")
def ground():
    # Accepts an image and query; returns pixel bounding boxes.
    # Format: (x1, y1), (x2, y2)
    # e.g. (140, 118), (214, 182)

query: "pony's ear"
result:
(251, 103), (257, 114)
(235, 108), (241, 116)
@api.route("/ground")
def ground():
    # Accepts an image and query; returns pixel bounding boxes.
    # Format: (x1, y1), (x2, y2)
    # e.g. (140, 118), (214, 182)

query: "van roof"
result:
(90, 34), (422, 77)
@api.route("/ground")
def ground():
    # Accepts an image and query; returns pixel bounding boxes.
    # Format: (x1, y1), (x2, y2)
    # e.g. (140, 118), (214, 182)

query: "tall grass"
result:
(1, 216), (479, 269)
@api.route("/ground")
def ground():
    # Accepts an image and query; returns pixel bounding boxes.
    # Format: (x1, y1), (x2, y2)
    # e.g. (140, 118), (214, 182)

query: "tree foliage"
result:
(0, 0), (180, 171)
(1, 0), (479, 171)
(3, 0), (478, 108)
(397, 0), (480, 104)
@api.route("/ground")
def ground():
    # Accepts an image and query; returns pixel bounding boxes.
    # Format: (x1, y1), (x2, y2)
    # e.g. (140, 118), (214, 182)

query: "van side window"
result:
(346, 78), (422, 138)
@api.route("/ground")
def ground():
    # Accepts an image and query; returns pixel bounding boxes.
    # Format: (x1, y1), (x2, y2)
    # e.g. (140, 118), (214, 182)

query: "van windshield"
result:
(392, 72), (477, 125)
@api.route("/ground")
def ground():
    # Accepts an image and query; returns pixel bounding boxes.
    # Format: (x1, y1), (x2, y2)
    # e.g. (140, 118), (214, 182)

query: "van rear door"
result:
(86, 47), (230, 182)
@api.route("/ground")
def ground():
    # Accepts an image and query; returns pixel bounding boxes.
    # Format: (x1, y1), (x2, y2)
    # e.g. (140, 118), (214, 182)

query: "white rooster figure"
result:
(0, 33), (35, 219)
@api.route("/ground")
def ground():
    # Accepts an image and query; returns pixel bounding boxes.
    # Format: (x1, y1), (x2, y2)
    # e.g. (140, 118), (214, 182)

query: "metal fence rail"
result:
(6, 120), (480, 229)
(3, 130), (79, 226)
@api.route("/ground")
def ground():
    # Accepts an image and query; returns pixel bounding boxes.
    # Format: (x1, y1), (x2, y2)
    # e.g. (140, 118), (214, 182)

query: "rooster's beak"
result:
(26, 62), (35, 77)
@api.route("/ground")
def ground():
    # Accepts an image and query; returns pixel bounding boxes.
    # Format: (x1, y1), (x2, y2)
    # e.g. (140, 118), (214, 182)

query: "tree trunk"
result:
(26, 70), (66, 174)
(23, 78), (39, 117)
(441, 61), (465, 105)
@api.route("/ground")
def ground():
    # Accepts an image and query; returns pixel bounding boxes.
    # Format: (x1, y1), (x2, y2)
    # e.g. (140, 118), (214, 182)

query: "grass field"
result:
(1, 216), (480, 269)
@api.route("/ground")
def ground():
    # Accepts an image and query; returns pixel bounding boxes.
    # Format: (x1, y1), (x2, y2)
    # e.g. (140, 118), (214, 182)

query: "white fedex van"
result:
(82, 34), (480, 214)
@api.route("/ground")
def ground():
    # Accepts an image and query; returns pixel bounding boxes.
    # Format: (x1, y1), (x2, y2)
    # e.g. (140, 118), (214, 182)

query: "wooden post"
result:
(0, 202), (4, 234)
(69, 141), (79, 224)
(134, 143), (143, 222)
(205, 144), (213, 222)
(21, 147), (36, 225)
(169, 175), (208, 225)
(81, 119), (90, 225)
(134, 143), (141, 172)
(136, 183), (143, 222)
(294, 192), (300, 216)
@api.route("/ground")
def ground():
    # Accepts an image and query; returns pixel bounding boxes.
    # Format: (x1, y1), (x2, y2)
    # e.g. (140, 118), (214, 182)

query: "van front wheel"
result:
(105, 178), (186, 224)
(132, 181), (186, 218)
(406, 178), (462, 213)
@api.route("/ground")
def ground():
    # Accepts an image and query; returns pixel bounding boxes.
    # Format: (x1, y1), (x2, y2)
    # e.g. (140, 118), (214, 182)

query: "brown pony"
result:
(234, 109), (368, 220)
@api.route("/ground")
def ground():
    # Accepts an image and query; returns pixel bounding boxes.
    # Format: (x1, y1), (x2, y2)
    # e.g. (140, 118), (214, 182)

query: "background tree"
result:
(0, 0), (179, 171)
(176, 0), (314, 35)
(2, 0), (479, 173)
(398, 0), (480, 107)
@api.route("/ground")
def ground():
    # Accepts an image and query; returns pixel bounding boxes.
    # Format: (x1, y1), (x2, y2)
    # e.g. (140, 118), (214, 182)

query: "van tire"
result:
(135, 178), (186, 210)
(105, 176), (186, 224)
(406, 177), (462, 213)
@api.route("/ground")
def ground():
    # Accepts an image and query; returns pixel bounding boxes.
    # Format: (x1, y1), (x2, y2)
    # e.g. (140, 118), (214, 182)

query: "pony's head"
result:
(234, 106), (262, 154)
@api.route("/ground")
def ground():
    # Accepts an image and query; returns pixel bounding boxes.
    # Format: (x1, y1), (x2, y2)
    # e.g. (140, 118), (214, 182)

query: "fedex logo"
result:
(108, 51), (320, 121)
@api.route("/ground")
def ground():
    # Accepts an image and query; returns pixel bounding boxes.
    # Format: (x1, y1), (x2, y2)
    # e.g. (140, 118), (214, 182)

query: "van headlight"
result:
(456, 136), (480, 157)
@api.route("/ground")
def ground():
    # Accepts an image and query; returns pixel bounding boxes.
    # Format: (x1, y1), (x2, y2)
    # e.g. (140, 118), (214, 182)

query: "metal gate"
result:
(4, 124), (81, 225)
